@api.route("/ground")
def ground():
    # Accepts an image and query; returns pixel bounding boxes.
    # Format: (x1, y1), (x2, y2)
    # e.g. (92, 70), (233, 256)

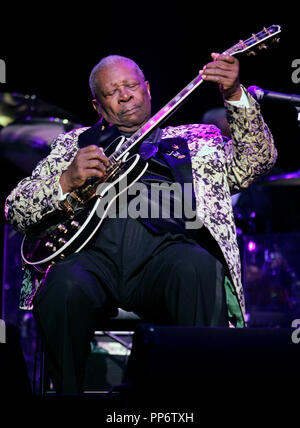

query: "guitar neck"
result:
(110, 25), (281, 163)
(111, 73), (205, 162)
(111, 39), (236, 162)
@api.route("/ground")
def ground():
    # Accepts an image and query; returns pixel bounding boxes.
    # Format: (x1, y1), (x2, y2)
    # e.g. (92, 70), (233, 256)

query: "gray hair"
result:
(89, 55), (145, 99)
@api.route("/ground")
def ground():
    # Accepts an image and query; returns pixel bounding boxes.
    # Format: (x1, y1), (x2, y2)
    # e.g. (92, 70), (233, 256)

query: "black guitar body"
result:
(21, 152), (148, 273)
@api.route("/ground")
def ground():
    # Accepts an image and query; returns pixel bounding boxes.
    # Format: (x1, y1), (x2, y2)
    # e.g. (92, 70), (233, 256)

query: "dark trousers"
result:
(33, 218), (228, 394)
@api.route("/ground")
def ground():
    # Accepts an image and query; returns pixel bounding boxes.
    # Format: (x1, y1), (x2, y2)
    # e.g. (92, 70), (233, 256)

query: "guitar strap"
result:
(77, 119), (163, 160)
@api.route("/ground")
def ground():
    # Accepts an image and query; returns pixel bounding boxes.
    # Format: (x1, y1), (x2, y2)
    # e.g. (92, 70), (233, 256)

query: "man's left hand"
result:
(200, 53), (242, 101)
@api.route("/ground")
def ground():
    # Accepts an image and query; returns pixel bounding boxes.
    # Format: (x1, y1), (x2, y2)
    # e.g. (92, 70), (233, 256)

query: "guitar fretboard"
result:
(108, 25), (281, 163)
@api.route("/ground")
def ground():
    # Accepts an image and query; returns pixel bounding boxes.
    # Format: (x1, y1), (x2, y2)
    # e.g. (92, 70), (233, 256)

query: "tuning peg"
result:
(271, 37), (280, 44)
(246, 50), (256, 56)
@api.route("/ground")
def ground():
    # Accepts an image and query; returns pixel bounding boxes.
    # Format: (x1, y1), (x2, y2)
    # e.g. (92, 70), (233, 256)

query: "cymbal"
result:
(0, 92), (30, 106)
(0, 92), (29, 126)
(0, 116), (82, 174)
(0, 92), (78, 126)
(261, 170), (300, 186)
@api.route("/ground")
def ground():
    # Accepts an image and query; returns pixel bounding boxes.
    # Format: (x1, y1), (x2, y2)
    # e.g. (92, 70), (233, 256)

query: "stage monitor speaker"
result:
(0, 325), (32, 397)
(83, 332), (132, 393)
(126, 325), (300, 408)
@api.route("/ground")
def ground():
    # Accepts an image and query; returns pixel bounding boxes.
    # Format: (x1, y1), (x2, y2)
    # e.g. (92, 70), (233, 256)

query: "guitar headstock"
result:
(224, 25), (281, 57)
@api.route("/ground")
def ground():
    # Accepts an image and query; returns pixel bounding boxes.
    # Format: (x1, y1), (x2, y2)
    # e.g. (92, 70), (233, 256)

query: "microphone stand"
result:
(295, 106), (300, 127)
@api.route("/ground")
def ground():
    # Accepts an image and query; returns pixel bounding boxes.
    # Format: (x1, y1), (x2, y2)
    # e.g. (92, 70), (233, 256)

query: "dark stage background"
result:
(1, 20), (299, 190)
(1, 16), (300, 393)
(1, 17), (299, 307)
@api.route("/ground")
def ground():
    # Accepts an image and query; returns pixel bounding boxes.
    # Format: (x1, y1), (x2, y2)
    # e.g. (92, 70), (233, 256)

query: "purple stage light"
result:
(247, 241), (256, 252)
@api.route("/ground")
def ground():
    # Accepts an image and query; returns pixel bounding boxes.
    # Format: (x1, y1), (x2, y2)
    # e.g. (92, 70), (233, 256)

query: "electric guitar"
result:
(21, 25), (281, 273)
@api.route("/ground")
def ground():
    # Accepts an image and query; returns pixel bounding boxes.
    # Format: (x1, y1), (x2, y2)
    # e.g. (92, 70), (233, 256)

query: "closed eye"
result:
(106, 89), (117, 97)
(128, 82), (139, 89)
(105, 81), (140, 97)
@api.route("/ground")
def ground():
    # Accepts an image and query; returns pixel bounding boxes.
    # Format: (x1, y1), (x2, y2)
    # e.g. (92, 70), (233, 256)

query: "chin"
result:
(122, 120), (148, 133)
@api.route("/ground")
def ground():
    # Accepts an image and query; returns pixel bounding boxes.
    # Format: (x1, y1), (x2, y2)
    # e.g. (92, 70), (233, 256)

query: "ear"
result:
(91, 99), (102, 116)
(145, 80), (151, 99)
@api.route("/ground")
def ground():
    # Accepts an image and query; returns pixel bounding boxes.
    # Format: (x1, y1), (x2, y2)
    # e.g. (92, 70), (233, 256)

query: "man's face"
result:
(93, 61), (151, 133)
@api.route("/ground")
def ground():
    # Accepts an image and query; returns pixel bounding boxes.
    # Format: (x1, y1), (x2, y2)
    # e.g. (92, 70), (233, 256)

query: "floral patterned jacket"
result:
(5, 92), (277, 321)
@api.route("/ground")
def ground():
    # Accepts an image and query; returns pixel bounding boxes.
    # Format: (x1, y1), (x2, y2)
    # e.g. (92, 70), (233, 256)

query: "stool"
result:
(95, 308), (142, 350)
(39, 308), (143, 395)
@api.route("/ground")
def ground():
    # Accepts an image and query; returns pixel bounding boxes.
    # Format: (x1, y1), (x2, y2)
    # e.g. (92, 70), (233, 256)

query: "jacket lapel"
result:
(78, 121), (121, 153)
(159, 137), (196, 210)
(77, 120), (103, 148)
(159, 137), (192, 180)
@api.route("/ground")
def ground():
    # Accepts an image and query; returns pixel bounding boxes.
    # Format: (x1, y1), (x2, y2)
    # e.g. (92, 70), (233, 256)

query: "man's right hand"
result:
(59, 145), (110, 194)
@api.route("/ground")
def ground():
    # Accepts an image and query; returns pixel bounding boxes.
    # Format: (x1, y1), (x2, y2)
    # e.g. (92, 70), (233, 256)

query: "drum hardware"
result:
(242, 234), (300, 327)
(0, 91), (83, 173)
(260, 169), (300, 186)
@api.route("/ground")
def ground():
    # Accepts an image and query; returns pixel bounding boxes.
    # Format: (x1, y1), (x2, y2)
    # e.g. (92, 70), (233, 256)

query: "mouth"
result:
(120, 105), (140, 116)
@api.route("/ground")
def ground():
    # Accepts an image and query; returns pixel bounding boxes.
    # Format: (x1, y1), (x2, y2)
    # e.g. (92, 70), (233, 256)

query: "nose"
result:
(118, 86), (132, 103)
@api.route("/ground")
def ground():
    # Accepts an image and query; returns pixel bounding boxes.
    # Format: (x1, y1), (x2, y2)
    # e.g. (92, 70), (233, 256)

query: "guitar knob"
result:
(58, 224), (68, 233)
(58, 238), (67, 245)
(45, 242), (57, 252)
(71, 221), (80, 229)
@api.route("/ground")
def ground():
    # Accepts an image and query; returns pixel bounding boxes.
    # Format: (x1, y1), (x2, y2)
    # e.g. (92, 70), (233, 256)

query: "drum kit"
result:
(236, 170), (300, 326)
(261, 169), (300, 186)
(0, 92), (83, 174)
